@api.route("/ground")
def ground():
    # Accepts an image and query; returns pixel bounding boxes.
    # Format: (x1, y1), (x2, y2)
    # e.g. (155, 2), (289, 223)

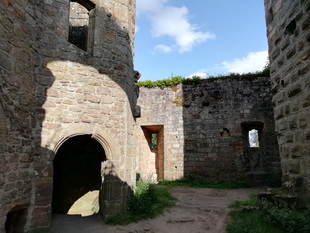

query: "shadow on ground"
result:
(49, 187), (263, 233)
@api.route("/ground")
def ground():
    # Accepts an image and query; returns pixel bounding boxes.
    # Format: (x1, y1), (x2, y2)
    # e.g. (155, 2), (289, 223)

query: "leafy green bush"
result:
(106, 181), (175, 225)
(128, 179), (157, 215)
(137, 76), (184, 88)
(137, 69), (270, 89)
(262, 202), (310, 233)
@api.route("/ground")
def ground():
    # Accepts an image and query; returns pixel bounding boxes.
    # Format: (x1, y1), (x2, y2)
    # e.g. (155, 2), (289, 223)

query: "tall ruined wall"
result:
(265, 0), (310, 205)
(0, 0), (137, 232)
(0, 1), (42, 231)
(137, 77), (282, 185)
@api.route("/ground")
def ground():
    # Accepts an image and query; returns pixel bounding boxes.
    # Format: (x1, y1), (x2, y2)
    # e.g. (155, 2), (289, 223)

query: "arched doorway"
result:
(52, 135), (106, 215)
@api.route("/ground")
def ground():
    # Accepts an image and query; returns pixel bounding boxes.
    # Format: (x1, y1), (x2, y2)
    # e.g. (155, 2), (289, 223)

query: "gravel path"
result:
(50, 187), (263, 233)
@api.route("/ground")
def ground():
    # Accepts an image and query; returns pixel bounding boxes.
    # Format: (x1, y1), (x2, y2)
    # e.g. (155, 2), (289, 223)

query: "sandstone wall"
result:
(0, 1), (42, 231)
(265, 0), (310, 205)
(137, 77), (282, 185)
(0, 0), (138, 231)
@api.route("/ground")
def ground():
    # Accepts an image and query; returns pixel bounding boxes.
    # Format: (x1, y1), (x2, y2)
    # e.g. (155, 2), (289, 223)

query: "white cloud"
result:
(136, 0), (167, 14)
(219, 51), (268, 74)
(136, 0), (215, 53)
(186, 72), (209, 79)
(154, 44), (172, 53)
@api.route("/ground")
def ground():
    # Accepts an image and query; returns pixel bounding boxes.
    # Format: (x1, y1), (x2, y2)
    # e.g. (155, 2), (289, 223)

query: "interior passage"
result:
(52, 135), (105, 214)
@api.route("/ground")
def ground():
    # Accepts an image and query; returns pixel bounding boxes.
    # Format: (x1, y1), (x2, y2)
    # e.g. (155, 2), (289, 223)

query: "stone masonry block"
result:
(31, 207), (51, 228)
(291, 145), (302, 157)
(288, 159), (301, 174)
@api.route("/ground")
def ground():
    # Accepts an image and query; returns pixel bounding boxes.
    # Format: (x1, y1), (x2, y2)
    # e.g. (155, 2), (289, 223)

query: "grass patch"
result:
(227, 209), (282, 233)
(105, 183), (176, 225)
(229, 195), (258, 208)
(227, 196), (310, 233)
(158, 175), (249, 189)
(263, 203), (310, 233)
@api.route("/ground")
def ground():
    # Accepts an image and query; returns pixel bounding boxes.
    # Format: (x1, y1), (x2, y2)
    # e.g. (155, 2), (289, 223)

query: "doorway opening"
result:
(241, 122), (266, 186)
(52, 135), (105, 216)
(241, 122), (264, 172)
(141, 125), (164, 181)
(5, 206), (28, 233)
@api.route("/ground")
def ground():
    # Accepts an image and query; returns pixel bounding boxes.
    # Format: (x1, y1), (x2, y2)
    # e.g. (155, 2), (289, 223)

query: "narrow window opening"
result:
(141, 125), (164, 181)
(68, 1), (95, 51)
(285, 19), (296, 35)
(151, 133), (158, 149)
(220, 128), (230, 137)
(249, 129), (259, 148)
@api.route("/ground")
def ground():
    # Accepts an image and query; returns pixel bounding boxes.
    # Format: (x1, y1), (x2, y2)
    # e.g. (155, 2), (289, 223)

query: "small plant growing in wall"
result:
(172, 95), (183, 107)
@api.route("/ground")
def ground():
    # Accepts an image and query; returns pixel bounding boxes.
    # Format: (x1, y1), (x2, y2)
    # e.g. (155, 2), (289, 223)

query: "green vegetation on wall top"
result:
(137, 67), (270, 89)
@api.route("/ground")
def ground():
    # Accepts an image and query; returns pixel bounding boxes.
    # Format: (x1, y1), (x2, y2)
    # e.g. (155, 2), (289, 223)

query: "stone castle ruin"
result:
(137, 77), (282, 186)
(0, 0), (137, 231)
(0, 0), (309, 232)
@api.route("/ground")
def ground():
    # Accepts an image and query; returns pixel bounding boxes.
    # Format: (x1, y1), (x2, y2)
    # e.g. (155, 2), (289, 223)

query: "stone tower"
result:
(0, 0), (138, 232)
(264, 0), (310, 206)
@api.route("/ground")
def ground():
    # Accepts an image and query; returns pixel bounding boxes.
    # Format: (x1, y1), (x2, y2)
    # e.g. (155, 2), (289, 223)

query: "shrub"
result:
(137, 69), (270, 89)
(262, 202), (310, 233)
(128, 179), (157, 215)
(106, 180), (175, 225)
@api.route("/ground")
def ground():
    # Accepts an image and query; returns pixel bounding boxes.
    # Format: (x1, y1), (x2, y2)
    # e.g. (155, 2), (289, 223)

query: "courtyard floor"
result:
(49, 187), (263, 233)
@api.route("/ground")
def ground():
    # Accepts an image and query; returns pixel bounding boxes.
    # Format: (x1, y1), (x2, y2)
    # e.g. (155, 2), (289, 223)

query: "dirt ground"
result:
(50, 187), (263, 233)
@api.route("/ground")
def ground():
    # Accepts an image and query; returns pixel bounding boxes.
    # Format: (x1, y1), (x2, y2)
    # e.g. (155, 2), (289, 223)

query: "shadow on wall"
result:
(100, 160), (132, 219)
(181, 77), (282, 186)
(49, 0), (139, 116)
(0, 0), (137, 232)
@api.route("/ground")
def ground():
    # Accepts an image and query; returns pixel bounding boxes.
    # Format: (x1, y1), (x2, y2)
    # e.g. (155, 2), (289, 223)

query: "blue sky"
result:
(134, 0), (268, 81)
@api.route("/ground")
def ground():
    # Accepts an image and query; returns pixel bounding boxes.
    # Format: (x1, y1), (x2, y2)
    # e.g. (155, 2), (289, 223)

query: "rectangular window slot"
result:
(151, 133), (158, 149)
(249, 129), (259, 147)
(68, 0), (95, 52)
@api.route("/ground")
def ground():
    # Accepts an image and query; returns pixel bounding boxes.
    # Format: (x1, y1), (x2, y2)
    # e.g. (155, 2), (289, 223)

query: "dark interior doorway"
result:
(5, 207), (28, 233)
(52, 135), (105, 214)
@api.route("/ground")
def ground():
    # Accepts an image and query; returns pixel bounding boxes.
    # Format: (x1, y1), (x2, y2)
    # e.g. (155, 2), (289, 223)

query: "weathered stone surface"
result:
(137, 77), (282, 185)
(0, 0), (137, 232)
(265, 0), (310, 206)
(1, 0), (309, 231)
